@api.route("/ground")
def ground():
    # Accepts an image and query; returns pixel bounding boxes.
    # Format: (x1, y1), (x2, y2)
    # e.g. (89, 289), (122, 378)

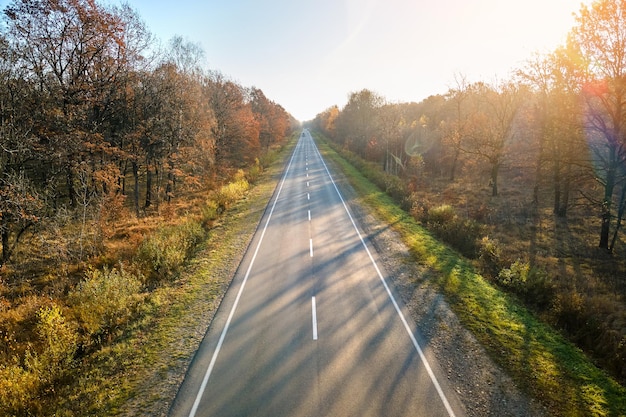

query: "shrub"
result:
(497, 260), (555, 308)
(496, 259), (530, 292)
(246, 159), (263, 183)
(478, 236), (504, 279)
(215, 170), (250, 210)
(426, 205), (483, 258)
(135, 220), (205, 284)
(68, 267), (142, 343)
(27, 305), (77, 375)
(427, 204), (456, 224)
(0, 363), (39, 416)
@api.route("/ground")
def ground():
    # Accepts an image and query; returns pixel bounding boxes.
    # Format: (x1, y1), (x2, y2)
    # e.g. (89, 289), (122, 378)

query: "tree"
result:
(335, 89), (384, 159)
(4, 0), (141, 207)
(569, 0), (626, 251)
(0, 35), (43, 266)
(205, 72), (260, 169)
(441, 76), (471, 181)
(462, 82), (527, 197)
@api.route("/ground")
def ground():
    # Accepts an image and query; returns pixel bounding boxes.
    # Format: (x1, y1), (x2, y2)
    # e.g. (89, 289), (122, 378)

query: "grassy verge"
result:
(315, 136), (626, 417)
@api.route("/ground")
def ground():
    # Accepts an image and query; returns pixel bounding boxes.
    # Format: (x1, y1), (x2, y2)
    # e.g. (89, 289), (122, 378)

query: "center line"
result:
(312, 297), (318, 340)
(309, 239), (313, 257)
(308, 210), (311, 221)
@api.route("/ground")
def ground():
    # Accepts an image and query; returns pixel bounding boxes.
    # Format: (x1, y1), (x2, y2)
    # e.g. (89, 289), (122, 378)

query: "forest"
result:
(0, 0), (296, 414)
(310, 0), (626, 392)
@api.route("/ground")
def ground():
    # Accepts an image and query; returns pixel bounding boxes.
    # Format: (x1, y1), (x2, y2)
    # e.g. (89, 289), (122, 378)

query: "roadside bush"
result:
(215, 170), (250, 210)
(0, 305), (80, 415)
(426, 205), (483, 258)
(497, 260), (555, 308)
(135, 220), (205, 284)
(68, 267), (142, 344)
(25, 305), (77, 383)
(427, 204), (456, 224)
(497, 259), (531, 292)
(478, 236), (505, 279)
(0, 363), (39, 416)
(245, 159), (263, 183)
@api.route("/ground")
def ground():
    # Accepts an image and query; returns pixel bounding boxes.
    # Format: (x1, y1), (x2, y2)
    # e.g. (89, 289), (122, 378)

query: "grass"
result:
(315, 136), (626, 417)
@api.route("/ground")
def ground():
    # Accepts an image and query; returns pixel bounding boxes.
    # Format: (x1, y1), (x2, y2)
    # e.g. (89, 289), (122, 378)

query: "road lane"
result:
(169, 130), (465, 417)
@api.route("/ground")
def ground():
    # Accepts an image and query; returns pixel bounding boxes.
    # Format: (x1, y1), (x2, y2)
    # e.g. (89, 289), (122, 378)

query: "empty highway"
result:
(169, 130), (466, 417)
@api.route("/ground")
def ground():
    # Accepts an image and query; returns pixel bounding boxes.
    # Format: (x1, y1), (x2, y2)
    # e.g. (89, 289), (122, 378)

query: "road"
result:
(169, 130), (466, 417)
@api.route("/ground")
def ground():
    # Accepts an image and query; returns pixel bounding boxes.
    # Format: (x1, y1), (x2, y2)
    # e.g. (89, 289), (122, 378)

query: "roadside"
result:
(323, 148), (548, 417)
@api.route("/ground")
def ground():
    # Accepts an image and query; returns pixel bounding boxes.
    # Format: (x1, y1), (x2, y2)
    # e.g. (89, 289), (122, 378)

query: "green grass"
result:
(315, 136), (626, 417)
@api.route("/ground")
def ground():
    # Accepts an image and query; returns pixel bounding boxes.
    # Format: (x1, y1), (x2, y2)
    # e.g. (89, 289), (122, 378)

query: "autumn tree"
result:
(312, 105), (339, 139)
(569, 0), (626, 251)
(440, 76), (471, 181)
(462, 82), (527, 197)
(520, 49), (588, 217)
(334, 89), (384, 159)
(4, 0), (144, 207)
(250, 87), (290, 150)
(205, 72), (260, 170)
(0, 34), (43, 266)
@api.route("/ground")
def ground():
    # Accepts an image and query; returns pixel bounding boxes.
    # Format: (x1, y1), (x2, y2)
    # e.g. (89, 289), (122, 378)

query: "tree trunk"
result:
(557, 164), (571, 218)
(145, 168), (152, 209)
(490, 162), (499, 197)
(553, 159), (561, 215)
(1, 228), (9, 267)
(132, 160), (140, 217)
(449, 147), (460, 181)
(67, 163), (76, 207)
(599, 153), (616, 249)
(609, 184), (626, 253)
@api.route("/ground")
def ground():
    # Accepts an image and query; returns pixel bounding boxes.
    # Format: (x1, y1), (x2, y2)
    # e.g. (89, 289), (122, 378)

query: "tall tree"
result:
(462, 82), (526, 197)
(569, 0), (626, 251)
(335, 89), (384, 159)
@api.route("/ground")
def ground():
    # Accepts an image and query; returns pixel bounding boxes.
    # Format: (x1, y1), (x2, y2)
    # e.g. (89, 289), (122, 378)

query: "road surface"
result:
(169, 130), (466, 417)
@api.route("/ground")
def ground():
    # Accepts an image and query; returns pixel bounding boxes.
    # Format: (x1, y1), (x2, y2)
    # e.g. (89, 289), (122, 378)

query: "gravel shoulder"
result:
(328, 169), (548, 417)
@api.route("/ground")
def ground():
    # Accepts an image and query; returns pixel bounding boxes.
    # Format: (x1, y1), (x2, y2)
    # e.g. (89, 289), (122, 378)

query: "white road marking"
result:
(307, 181), (309, 187)
(187, 137), (303, 417)
(307, 193), (310, 200)
(308, 210), (311, 221)
(311, 139), (458, 417)
(312, 297), (318, 340)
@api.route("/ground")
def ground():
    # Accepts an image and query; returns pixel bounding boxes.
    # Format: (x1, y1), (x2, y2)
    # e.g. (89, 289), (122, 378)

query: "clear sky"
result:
(0, 0), (591, 121)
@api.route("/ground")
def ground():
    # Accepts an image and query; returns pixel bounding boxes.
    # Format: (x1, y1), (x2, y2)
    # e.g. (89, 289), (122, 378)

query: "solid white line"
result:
(310, 239), (313, 257)
(312, 297), (318, 340)
(310, 139), (458, 417)
(187, 137), (303, 417)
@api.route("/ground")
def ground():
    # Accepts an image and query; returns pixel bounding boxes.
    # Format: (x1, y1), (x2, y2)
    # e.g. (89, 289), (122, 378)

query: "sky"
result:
(0, 0), (592, 121)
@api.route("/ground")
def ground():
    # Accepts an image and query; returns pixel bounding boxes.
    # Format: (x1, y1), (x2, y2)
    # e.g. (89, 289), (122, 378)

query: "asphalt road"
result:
(169, 130), (466, 417)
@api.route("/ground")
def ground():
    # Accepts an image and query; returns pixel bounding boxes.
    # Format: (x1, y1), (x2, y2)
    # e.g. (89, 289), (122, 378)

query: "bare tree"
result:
(569, 0), (626, 251)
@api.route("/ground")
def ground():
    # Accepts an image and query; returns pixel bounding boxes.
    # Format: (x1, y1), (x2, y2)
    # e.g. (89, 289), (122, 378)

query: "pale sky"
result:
(0, 0), (591, 121)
